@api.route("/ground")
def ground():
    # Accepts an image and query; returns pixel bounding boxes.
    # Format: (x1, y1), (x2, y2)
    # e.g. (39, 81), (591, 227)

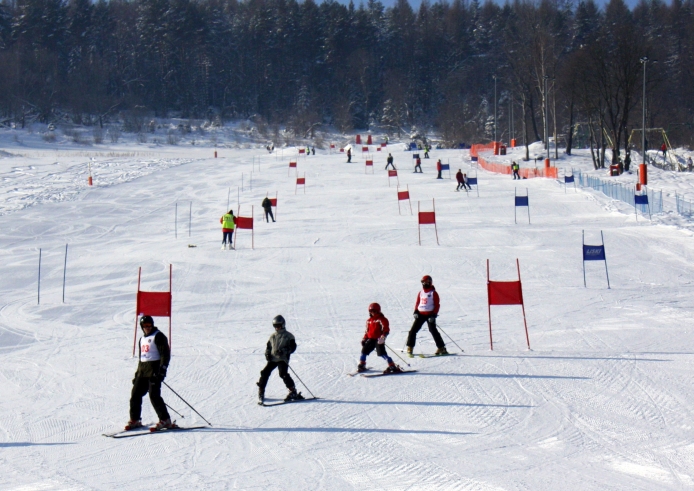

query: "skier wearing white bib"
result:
(406, 275), (447, 356)
(125, 315), (173, 431)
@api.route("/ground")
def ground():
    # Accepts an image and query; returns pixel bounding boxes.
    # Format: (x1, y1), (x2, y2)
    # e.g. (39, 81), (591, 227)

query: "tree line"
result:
(0, 0), (692, 161)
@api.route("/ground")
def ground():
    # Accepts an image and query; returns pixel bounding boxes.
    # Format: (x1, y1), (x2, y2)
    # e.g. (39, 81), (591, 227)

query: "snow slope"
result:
(2, 134), (694, 490)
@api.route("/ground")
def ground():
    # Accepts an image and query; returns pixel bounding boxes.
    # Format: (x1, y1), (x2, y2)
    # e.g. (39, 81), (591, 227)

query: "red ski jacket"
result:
(414, 287), (440, 315)
(363, 313), (390, 339)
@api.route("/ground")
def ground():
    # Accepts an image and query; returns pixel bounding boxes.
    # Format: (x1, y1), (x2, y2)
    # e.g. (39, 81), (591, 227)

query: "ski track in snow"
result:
(1, 137), (694, 489)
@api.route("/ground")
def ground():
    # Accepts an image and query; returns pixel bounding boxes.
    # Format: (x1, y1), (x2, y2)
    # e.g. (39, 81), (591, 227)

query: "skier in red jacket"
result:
(357, 303), (403, 374)
(406, 275), (447, 356)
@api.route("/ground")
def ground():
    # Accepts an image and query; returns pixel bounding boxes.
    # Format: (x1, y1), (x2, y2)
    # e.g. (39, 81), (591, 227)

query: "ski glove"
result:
(413, 311), (419, 319)
(158, 366), (167, 382)
(361, 338), (367, 347)
(377, 336), (386, 345)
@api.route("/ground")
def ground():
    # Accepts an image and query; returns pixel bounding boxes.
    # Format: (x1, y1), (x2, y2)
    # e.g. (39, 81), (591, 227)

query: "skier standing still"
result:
(436, 159), (443, 179)
(406, 276), (448, 356)
(414, 157), (422, 173)
(385, 153), (396, 170)
(357, 303), (402, 374)
(257, 315), (303, 404)
(126, 315), (174, 431)
(347, 148), (352, 163)
(261, 197), (275, 223)
(220, 210), (236, 250)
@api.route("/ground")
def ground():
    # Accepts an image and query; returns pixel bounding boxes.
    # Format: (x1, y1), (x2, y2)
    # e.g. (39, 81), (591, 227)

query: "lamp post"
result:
(640, 57), (648, 165)
(543, 75), (549, 161)
(493, 75), (497, 142)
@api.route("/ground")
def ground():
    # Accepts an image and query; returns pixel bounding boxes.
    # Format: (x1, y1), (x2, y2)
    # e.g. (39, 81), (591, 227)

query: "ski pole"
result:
(385, 343), (411, 367)
(162, 381), (212, 426)
(165, 403), (185, 419)
(437, 325), (465, 353)
(287, 365), (317, 399)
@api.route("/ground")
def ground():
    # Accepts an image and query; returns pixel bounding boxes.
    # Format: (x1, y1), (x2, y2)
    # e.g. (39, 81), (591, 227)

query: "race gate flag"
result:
(486, 259), (531, 350)
(134, 265), (172, 356)
(388, 169), (398, 187)
(296, 174), (306, 194)
(397, 185), (412, 215)
(563, 171), (576, 193)
(466, 172), (479, 197)
(418, 199), (439, 246)
(365, 159), (374, 174)
(515, 188), (530, 224)
(582, 230), (610, 289)
(234, 205), (254, 249)
(441, 162), (451, 179)
(635, 193), (651, 220)
(288, 161), (297, 177)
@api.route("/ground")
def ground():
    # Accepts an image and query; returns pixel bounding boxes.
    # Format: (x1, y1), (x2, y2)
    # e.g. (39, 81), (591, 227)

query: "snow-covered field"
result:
(2, 128), (694, 490)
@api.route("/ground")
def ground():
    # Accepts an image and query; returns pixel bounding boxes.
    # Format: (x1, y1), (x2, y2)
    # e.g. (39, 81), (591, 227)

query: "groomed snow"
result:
(2, 130), (694, 490)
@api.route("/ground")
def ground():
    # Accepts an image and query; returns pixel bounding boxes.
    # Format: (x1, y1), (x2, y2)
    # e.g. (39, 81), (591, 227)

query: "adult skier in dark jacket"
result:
(126, 315), (173, 431)
(257, 315), (303, 404)
(406, 275), (447, 356)
(357, 303), (402, 374)
(261, 197), (275, 222)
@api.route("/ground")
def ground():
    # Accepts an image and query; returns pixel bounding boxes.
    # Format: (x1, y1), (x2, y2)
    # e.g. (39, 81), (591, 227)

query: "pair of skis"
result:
(103, 423), (208, 439)
(347, 367), (419, 378)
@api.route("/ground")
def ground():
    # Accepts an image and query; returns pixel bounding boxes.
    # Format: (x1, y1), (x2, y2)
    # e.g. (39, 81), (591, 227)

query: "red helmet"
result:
(368, 303), (381, 314)
(421, 275), (433, 285)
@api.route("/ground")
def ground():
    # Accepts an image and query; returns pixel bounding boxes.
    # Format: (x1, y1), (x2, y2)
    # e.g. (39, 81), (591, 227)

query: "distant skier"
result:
(436, 159), (443, 179)
(347, 148), (352, 163)
(220, 210), (236, 250)
(385, 153), (396, 170)
(624, 152), (631, 172)
(414, 157), (422, 173)
(311, 147), (315, 155)
(424, 145), (430, 159)
(261, 197), (275, 223)
(512, 162), (520, 180)
(406, 275), (447, 356)
(125, 315), (174, 431)
(455, 169), (465, 191)
(357, 303), (402, 374)
(661, 143), (667, 159)
(462, 173), (471, 190)
(257, 315), (303, 404)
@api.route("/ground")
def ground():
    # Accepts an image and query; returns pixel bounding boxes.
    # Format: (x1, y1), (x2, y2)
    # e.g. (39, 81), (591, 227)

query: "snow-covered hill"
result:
(2, 130), (694, 490)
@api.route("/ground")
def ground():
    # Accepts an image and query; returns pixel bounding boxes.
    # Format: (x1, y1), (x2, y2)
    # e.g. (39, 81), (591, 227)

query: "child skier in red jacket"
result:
(357, 303), (403, 374)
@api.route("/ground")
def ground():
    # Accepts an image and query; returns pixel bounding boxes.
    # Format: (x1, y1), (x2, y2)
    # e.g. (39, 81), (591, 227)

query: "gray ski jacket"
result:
(265, 328), (297, 363)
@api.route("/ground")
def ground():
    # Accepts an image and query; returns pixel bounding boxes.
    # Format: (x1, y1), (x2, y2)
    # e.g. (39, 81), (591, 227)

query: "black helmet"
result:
(272, 315), (286, 329)
(140, 315), (154, 327)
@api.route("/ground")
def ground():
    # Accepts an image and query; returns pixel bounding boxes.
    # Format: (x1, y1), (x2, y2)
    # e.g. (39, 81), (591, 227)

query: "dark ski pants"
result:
(258, 361), (295, 391)
(130, 376), (170, 422)
(456, 182), (465, 191)
(222, 230), (234, 245)
(264, 208), (275, 222)
(513, 170), (520, 179)
(407, 314), (445, 349)
(385, 162), (395, 170)
(437, 171), (443, 179)
(414, 165), (422, 173)
(360, 338), (393, 364)
(347, 155), (352, 163)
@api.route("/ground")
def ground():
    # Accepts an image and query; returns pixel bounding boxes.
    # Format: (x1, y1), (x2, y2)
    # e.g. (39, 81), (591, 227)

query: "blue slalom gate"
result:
(634, 193), (651, 220)
(515, 188), (530, 224)
(562, 171), (576, 193)
(465, 171), (479, 197)
(583, 230), (610, 288)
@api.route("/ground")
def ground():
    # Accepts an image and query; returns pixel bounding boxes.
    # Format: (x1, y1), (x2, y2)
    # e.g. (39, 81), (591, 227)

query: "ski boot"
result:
(435, 347), (449, 356)
(357, 362), (368, 373)
(257, 382), (265, 405)
(150, 419), (177, 432)
(384, 364), (403, 374)
(406, 346), (414, 358)
(124, 419), (144, 431)
(285, 388), (305, 402)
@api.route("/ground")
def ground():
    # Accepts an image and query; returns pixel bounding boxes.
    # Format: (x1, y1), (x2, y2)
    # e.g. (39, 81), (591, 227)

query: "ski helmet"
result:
(272, 315), (286, 328)
(368, 303), (381, 314)
(139, 315), (154, 327)
(421, 275), (433, 286)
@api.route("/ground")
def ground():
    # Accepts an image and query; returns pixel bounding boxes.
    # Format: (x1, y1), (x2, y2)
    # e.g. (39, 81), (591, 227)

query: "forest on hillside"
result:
(0, 0), (693, 160)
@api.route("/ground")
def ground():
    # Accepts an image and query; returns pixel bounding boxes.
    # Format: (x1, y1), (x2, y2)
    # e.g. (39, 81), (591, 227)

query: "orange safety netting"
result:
(477, 154), (558, 179)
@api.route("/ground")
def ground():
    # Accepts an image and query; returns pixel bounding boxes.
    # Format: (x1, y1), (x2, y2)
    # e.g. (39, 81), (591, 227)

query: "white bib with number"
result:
(140, 332), (161, 362)
(418, 290), (435, 312)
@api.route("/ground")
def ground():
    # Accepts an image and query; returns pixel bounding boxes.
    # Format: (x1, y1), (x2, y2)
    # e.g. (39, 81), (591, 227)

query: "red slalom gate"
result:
(234, 205), (255, 249)
(397, 185), (412, 215)
(418, 199), (439, 246)
(362, 146), (369, 154)
(296, 174), (306, 194)
(365, 159), (374, 174)
(133, 265), (172, 356)
(388, 169), (398, 187)
(486, 259), (530, 350)
(288, 161), (297, 177)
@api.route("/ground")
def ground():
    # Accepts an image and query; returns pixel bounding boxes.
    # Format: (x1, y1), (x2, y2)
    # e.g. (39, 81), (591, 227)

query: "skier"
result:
(347, 148), (352, 163)
(512, 162), (520, 180)
(406, 275), (447, 356)
(385, 153), (396, 170)
(257, 315), (303, 404)
(414, 157), (422, 173)
(261, 197), (275, 223)
(661, 143), (667, 158)
(436, 159), (443, 179)
(455, 169), (465, 191)
(357, 303), (402, 374)
(311, 147), (315, 155)
(624, 152), (631, 172)
(220, 209), (236, 250)
(462, 173), (471, 191)
(125, 315), (174, 431)
(424, 145), (430, 159)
